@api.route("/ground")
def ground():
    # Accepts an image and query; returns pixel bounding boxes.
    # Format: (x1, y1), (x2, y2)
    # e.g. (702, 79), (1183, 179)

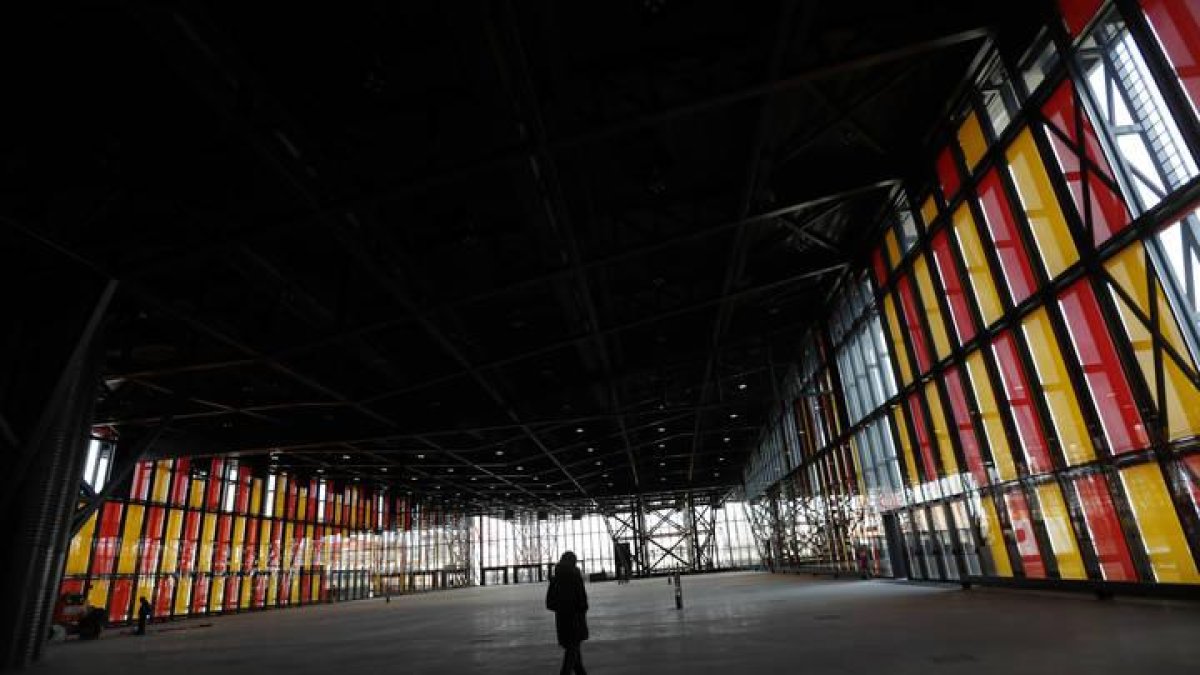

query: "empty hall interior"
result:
(4, 0), (1200, 673)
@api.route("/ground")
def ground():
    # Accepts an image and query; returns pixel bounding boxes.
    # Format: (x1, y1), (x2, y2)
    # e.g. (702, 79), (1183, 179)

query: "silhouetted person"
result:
(546, 551), (588, 675)
(136, 597), (152, 636)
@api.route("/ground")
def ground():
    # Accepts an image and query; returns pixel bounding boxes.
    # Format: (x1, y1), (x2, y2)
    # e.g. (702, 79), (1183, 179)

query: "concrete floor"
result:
(32, 572), (1200, 674)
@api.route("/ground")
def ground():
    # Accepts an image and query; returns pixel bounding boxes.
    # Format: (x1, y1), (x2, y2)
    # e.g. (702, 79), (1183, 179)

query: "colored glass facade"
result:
(744, 0), (1200, 585)
(62, 456), (471, 624)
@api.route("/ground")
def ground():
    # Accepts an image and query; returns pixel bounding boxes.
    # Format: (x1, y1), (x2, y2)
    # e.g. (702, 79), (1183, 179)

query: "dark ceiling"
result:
(7, 0), (1047, 512)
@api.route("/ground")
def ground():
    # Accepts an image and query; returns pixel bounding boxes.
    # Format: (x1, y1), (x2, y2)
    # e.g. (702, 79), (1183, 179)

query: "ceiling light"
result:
(353, 477), (360, 482)
(657, 443), (665, 449)
(729, 413), (738, 419)
(495, 449), (504, 456)
(587, 447), (594, 453)
(411, 477), (417, 481)
(575, 427), (584, 433)
(416, 454), (425, 459)
(595, 461), (602, 466)
(517, 466), (523, 471)
(342, 454), (351, 460)
(657, 427), (665, 433)
(737, 383), (747, 390)
(447, 468), (454, 473)
(659, 462), (665, 467)
(471, 477), (477, 481)
(380, 468), (388, 472)
(317, 469), (325, 474)
(723, 437), (730, 443)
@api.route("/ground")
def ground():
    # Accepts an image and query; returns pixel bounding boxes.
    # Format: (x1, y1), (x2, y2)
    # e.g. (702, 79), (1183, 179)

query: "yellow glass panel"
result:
(298, 488), (308, 522)
(290, 573), (300, 603)
(152, 460), (171, 503)
(1162, 357), (1200, 441)
(894, 408), (920, 487)
(267, 573), (279, 605)
(198, 514), (217, 573)
(161, 509), (183, 573)
(957, 111), (988, 170)
(284, 523), (295, 568)
(953, 205), (1004, 326)
(965, 351), (1017, 482)
(883, 294), (914, 385)
(189, 479), (204, 509)
(1120, 462), (1200, 582)
(1105, 242), (1196, 370)
(1035, 483), (1087, 579)
(886, 229), (903, 270)
(230, 517), (246, 571)
(274, 478), (286, 518)
(980, 497), (1013, 576)
(251, 478), (263, 515)
(1021, 308), (1095, 466)
(209, 576), (224, 611)
(137, 578), (155, 613)
(921, 195), (939, 229)
(304, 524), (315, 567)
(1006, 128), (1078, 279)
(66, 513), (97, 575)
(87, 580), (110, 610)
(117, 505), (144, 574)
(310, 574), (321, 604)
(848, 436), (866, 493)
(258, 521), (270, 571)
(240, 576), (252, 609)
(914, 254), (952, 360)
(173, 579), (191, 616)
(925, 382), (958, 476)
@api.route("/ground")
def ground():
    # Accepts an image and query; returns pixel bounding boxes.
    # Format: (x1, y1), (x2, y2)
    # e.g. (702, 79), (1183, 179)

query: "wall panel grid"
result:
(742, 0), (1200, 587)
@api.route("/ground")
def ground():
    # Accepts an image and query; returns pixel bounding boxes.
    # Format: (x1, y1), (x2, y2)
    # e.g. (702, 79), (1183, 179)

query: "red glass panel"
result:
(1058, 280), (1150, 453)
(140, 506), (165, 573)
(992, 332), (1054, 474)
(943, 366), (988, 487)
(244, 517), (259, 572)
(1058, 0), (1104, 36)
(907, 393), (939, 482)
(179, 511), (200, 572)
(206, 459), (224, 511)
(936, 146), (961, 200)
(299, 571), (311, 604)
(155, 577), (174, 616)
(1143, 0), (1200, 117)
(896, 275), (933, 373)
(1041, 81), (1131, 245)
(286, 481), (298, 521)
(131, 461), (153, 501)
(213, 515), (232, 574)
(253, 575), (268, 607)
(269, 521), (283, 568)
(931, 230), (976, 344)
(225, 577), (240, 611)
(91, 502), (123, 575)
(977, 170), (1037, 304)
(191, 576), (209, 613)
(872, 247), (889, 287)
(60, 579), (84, 596)
(170, 458), (190, 506)
(1005, 490), (1047, 578)
(308, 480), (319, 521)
(109, 579), (133, 623)
(236, 467), (252, 514)
(1074, 474), (1137, 581)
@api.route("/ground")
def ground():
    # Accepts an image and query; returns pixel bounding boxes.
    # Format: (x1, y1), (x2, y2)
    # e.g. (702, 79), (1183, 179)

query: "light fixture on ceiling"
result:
(729, 413), (738, 419)
(738, 383), (747, 390)
(416, 454), (425, 459)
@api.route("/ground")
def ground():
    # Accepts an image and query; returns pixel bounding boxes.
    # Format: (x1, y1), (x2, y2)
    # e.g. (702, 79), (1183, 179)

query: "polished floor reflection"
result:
(34, 572), (1200, 674)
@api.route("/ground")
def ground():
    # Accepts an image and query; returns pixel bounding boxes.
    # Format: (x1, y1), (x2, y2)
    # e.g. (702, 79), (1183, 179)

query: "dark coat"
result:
(546, 567), (588, 647)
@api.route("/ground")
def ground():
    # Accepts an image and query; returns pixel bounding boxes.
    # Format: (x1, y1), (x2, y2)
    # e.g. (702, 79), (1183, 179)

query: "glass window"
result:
(913, 254), (953, 361)
(957, 110), (989, 170)
(943, 366), (989, 489)
(1077, 9), (1199, 212)
(931, 230), (976, 345)
(1021, 33), (1061, 96)
(965, 350), (1018, 483)
(1057, 279), (1151, 454)
(977, 169), (1038, 305)
(882, 293), (914, 386)
(1119, 462), (1200, 582)
(952, 204), (1005, 326)
(1142, 0), (1200, 119)
(907, 393), (938, 483)
(1041, 79), (1132, 246)
(936, 145), (962, 200)
(979, 55), (1021, 136)
(919, 195), (939, 231)
(1033, 482), (1087, 579)
(977, 494), (1014, 576)
(1021, 307), (1097, 467)
(925, 381), (960, 494)
(1072, 473), (1138, 581)
(992, 331), (1054, 475)
(897, 275), (933, 374)
(1058, 0), (1104, 37)
(1006, 128), (1080, 279)
(893, 407), (921, 489)
(1005, 489), (1048, 578)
